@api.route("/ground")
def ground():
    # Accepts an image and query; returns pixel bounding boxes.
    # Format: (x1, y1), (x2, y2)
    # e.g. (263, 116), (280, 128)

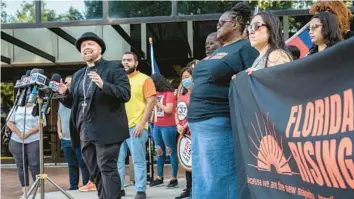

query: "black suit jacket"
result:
(61, 59), (131, 148)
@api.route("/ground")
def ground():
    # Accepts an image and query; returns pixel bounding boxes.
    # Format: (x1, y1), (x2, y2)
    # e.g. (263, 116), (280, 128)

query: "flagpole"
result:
(149, 37), (154, 74)
(149, 37), (158, 123)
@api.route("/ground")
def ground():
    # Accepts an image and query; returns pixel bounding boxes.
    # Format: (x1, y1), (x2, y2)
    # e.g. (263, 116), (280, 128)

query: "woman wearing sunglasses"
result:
(187, 2), (258, 199)
(309, 0), (353, 40)
(247, 12), (292, 72)
(308, 12), (342, 55)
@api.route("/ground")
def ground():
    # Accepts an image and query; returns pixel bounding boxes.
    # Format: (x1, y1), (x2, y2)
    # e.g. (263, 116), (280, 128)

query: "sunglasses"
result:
(247, 22), (267, 33)
(308, 24), (323, 32)
(217, 20), (233, 29)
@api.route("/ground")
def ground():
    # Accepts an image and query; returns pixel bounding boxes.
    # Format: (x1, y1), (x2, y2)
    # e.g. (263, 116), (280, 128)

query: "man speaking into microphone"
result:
(59, 32), (130, 199)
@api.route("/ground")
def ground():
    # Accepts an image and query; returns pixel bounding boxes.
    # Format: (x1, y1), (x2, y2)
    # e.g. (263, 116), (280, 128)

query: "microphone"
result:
(48, 74), (61, 92)
(14, 70), (32, 89)
(24, 70), (31, 83)
(13, 75), (26, 106)
(30, 69), (47, 86)
(27, 69), (45, 104)
(41, 73), (61, 115)
(16, 69), (34, 106)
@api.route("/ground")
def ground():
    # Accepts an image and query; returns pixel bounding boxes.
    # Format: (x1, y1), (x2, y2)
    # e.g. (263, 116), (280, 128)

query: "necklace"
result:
(82, 67), (93, 113)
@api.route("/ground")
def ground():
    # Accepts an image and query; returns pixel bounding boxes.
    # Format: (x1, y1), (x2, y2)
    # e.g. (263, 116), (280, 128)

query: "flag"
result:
(149, 37), (160, 74)
(286, 23), (313, 58)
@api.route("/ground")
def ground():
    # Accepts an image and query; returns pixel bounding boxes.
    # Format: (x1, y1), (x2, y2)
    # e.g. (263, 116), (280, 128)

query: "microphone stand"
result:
(26, 90), (74, 199)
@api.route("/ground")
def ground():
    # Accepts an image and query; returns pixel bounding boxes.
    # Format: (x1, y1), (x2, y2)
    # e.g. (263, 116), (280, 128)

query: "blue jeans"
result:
(117, 127), (148, 192)
(189, 117), (238, 199)
(61, 139), (89, 190)
(153, 125), (178, 178)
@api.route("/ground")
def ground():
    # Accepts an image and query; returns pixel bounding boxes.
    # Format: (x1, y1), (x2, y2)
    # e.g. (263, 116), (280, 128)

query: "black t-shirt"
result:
(187, 39), (258, 123)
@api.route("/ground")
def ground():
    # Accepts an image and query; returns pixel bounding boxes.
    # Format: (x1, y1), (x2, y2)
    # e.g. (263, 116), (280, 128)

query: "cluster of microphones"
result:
(13, 68), (62, 116)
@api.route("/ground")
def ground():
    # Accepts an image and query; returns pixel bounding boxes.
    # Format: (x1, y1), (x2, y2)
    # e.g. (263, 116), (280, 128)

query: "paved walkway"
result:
(30, 179), (186, 199)
(1, 165), (186, 199)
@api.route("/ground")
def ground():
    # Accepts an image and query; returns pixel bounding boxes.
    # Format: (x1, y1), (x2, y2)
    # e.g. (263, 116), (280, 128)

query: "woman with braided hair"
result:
(188, 2), (258, 199)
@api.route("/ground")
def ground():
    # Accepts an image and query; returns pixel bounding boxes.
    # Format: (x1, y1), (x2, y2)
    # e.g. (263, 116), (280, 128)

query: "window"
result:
(109, 1), (171, 18)
(177, 1), (235, 15)
(1, 0), (36, 23)
(42, 0), (102, 22)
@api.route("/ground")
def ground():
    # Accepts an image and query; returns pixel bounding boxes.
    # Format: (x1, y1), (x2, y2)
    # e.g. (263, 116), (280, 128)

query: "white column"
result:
(283, 16), (289, 40)
(141, 23), (147, 59)
(187, 21), (194, 58)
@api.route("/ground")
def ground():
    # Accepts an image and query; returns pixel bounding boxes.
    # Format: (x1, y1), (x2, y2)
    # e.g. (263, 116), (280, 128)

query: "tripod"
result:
(26, 92), (74, 199)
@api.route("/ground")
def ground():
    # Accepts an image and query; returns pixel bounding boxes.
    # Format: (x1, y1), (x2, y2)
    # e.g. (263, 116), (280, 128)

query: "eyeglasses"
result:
(217, 20), (233, 29)
(247, 22), (267, 33)
(309, 24), (323, 32)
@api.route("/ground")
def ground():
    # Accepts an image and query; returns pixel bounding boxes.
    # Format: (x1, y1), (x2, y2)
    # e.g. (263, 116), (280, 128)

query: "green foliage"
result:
(1, 0), (320, 23)
(84, 0), (103, 19)
(1, 2), (9, 23)
(13, 1), (35, 22)
(178, 1), (236, 15)
(1, 82), (14, 110)
(108, 1), (171, 18)
(1, 0), (84, 23)
(177, 0), (296, 15)
(249, 0), (293, 11)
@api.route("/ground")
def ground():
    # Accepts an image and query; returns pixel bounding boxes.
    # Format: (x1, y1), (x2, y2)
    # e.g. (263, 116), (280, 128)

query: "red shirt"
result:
(155, 91), (176, 127)
(177, 92), (190, 133)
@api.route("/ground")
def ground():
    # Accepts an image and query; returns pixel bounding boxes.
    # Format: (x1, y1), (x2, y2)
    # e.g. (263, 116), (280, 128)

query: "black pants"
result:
(81, 140), (121, 199)
(186, 171), (192, 191)
(9, 140), (40, 187)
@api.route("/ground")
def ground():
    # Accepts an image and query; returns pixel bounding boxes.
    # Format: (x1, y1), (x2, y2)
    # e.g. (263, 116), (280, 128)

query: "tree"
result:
(1, 82), (14, 157)
(0, 83), (14, 109)
(109, 1), (171, 18)
(177, 1), (295, 16)
(1, 0), (84, 23)
(249, 0), (293, 11)
(11, 1), (35, 23)
(178, 1), (236, 15)
(84, 0), (102, 19)
(58, 6), (84, 21)
(83, 1), (171, 19)
(1, 2), (9, 23)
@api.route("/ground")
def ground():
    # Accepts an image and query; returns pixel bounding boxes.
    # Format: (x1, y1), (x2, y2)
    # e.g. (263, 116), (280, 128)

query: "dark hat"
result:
(76, 32), (106, 54)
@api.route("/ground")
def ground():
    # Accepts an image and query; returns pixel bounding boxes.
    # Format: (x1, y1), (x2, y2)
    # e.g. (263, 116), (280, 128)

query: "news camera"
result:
(13, 68), (63, 116)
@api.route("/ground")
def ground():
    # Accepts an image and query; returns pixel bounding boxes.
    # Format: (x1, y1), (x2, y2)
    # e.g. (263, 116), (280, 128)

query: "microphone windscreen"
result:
(30, 68), (39, 75)
(20, 75), (26, 81)
(37, 69), (44, 74)
(25, 70), (31, 76)
(51, 73), (61, 82)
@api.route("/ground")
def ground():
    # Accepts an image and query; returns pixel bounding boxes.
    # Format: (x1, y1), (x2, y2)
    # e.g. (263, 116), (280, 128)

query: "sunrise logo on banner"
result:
(286, 23), (312, 58)
(247, 112), (298, 176)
